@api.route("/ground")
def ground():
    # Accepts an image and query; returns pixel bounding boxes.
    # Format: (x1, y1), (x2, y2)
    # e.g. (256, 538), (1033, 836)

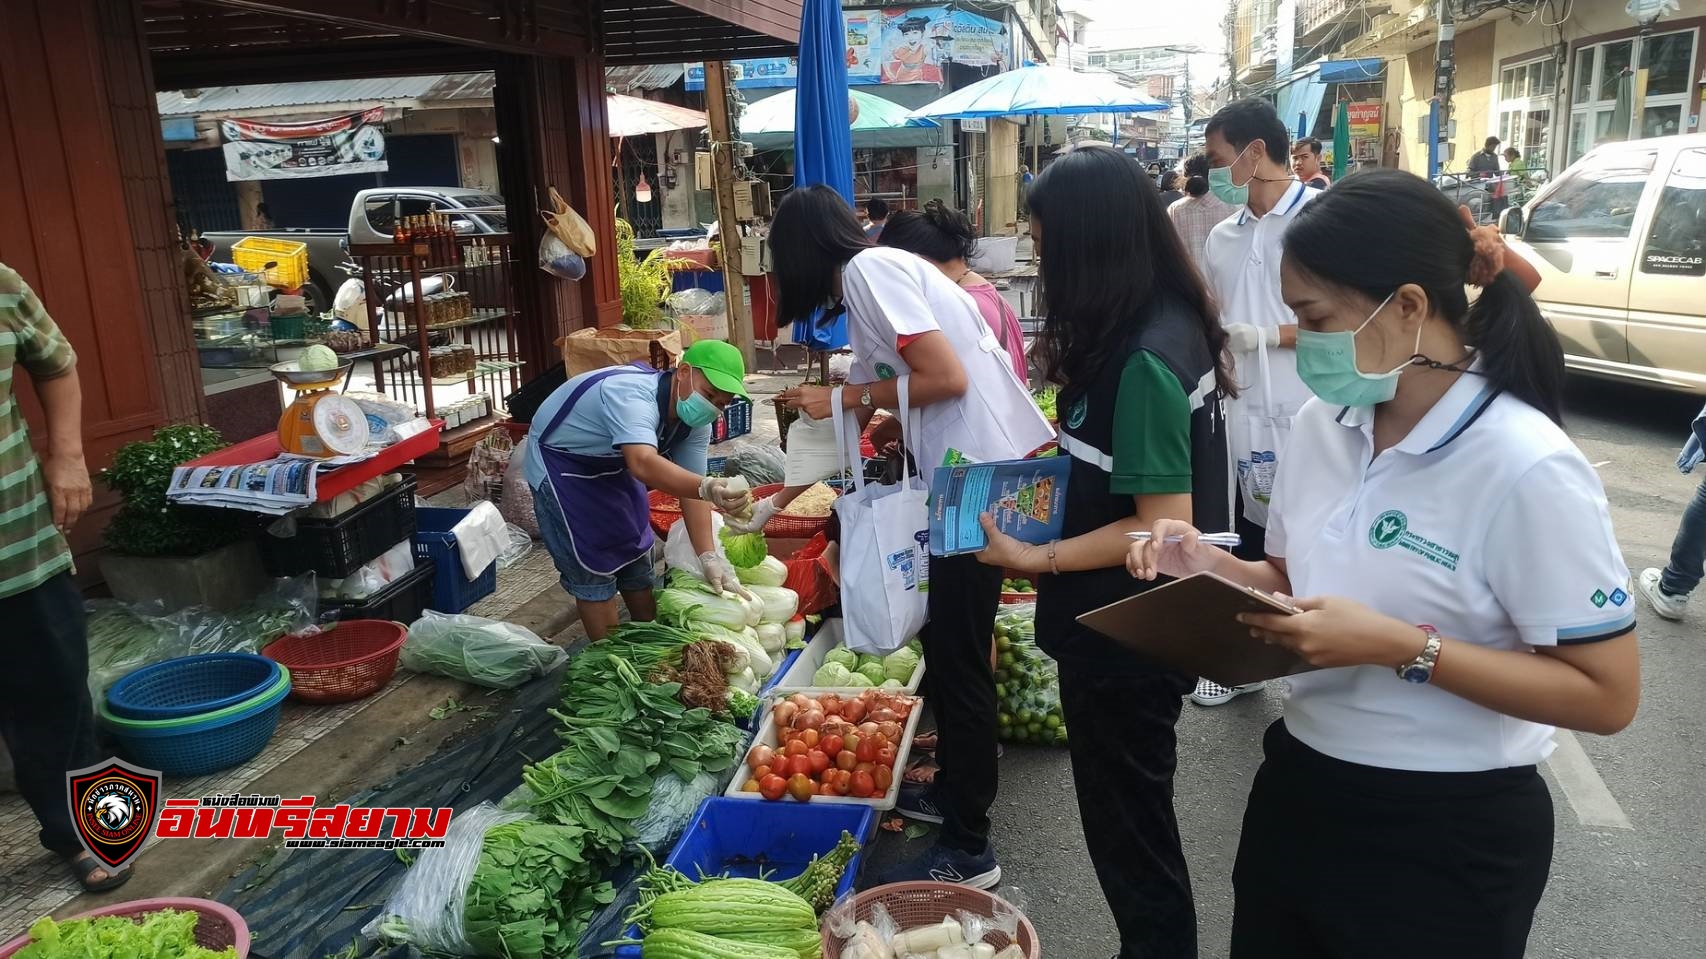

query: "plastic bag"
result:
(628, 770), (718, 854)
(497, 523), (534, 569)
(666, 288), (723, 315)
(463, 429), (513, 504)
(538, 231), (588, 280)
(168, 574), (320, 656)
(993, 605), (1066, 747)
(401, 610), (567, 688)
(85, 599), (187, 699)
(721, 442), (787, 486)
(663, 512), (730, 575)
(369, 802), (528, 954)
(498, 437), (540, 538)
(322, 539), (415, 601)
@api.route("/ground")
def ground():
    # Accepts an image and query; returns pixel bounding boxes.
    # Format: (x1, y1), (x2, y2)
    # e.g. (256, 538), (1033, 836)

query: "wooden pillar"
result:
(702, 61), (754, 366)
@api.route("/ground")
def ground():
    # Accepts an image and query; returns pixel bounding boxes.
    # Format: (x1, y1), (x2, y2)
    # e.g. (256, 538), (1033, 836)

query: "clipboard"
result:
(1075, 571), (1319, 687)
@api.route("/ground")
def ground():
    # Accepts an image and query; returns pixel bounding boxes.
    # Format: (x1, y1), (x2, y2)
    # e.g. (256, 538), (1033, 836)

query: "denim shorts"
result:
(531, 483), (656, 602)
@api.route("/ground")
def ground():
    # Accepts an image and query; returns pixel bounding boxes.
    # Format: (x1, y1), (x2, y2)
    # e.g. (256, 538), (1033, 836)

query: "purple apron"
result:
(537, 363), (663, 576)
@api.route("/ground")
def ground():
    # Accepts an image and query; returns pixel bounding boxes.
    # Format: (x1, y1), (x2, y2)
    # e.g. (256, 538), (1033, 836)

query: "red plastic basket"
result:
(261, 620), (408, 704)
(821, 882), (1038, 958)
(649, 483), (835, 540)
(0, 897), (250, 958)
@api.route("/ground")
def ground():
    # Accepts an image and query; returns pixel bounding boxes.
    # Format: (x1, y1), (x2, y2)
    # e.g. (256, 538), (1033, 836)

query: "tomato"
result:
(819, 734), (844, 757)
(759, 774), (787, 801)
(849, 770), (875, 798)
(747, 745), (774, 770)
(843, 732), (861, 755)
(831, 769), (853, 791)
(753, 765), (773, 781)
(872, 765), (893, 793)
(786, 773), (815, 802)
(741, 778), (760, 793)
(855, 761), (876, 776)
(876, 742), (898, 768)
(818, 774), (844, 797)
(808, 749), (832, 775)
(855, 737), (878, 763)
(836, 749), (858, 772)
(789, 755), (816, 778)
(800, 728), (821, 750)
(784, 739), (809, 758)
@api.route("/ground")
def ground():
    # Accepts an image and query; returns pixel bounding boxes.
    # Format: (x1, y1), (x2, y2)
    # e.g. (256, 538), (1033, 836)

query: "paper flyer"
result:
(929, 456), (1071, 556)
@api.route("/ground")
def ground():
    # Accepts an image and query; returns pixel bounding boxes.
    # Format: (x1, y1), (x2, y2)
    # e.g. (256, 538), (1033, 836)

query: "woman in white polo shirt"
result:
(755, 185), (1052, 890)
(1131, 169), (1641, 959)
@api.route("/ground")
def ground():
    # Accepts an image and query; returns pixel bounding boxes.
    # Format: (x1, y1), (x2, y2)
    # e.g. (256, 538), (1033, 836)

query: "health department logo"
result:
(875, 363), (897, 380)
(1369, 510), (1407, 549)
(1066, 396), (1088, 429)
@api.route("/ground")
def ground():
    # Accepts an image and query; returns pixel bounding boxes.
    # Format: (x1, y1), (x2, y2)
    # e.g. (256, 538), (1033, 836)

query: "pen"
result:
(1125, 531), (1243, 547)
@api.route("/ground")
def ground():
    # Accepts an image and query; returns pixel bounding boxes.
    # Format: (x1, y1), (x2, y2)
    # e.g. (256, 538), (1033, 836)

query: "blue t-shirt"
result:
(523, 368), (710, 489)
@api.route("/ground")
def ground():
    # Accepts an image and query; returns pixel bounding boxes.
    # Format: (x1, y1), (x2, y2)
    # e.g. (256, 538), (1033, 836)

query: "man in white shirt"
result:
(1196, 98), (1320, 705)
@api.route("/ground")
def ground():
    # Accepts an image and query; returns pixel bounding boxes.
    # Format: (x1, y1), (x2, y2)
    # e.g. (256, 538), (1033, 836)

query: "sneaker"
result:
(1637, 568), (1689, 621)
(1190, 677), (1266, 707)
(873, 842), (1002, 889)
(896, 783), (944, 824)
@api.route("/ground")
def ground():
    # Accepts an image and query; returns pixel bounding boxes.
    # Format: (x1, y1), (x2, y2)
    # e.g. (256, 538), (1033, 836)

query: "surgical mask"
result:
(1209, 145), (1255, 206)
(1295, 292), (1423, 407)
(674, 375), (722, 428)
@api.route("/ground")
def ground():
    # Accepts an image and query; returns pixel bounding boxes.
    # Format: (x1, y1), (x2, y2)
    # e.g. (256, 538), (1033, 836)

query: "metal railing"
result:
(1434, 166), (1552, 224)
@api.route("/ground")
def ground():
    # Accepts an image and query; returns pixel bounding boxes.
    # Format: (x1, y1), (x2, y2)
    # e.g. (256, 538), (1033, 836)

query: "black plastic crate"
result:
(259, 475), (419, 579)
(324, 559), (435, 623)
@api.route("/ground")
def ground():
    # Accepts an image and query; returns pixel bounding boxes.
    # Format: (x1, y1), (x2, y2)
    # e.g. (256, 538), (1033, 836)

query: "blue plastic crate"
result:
(711, 398), (753, 444)
(412, 507), (497, 613)
(616, 797), (875, 957)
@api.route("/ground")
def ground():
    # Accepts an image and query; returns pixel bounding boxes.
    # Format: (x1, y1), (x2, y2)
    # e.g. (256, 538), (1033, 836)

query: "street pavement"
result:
(934, 376), (1706, 959)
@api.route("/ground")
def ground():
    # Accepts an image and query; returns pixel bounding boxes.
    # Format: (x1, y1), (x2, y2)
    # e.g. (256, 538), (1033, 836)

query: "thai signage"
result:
(1346, 101), (1383, 139)
(220, 107), (388, 181)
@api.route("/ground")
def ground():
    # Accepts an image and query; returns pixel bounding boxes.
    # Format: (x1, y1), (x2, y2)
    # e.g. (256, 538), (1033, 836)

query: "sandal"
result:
(66, 851), (132, 893)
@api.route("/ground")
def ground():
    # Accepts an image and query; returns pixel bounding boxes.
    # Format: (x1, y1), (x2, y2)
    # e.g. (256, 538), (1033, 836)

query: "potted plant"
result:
(98, 424), (267, 612)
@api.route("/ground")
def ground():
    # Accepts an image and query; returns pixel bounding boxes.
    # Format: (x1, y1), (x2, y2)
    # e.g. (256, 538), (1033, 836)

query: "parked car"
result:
(203, 186), (508, 315)
(1500, 133), (1706, 394)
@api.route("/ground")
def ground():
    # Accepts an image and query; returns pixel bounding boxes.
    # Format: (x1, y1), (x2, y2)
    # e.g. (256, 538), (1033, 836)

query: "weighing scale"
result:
(269, 360), (370, 457)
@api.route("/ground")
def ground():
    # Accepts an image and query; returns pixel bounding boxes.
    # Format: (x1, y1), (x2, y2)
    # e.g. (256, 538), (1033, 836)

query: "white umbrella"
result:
(910, 66), (1169, 120)
(606, 94), (706, 138)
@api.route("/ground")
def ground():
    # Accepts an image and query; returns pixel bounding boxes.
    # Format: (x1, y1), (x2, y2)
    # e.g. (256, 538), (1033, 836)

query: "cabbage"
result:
(719, 527), (769, 569)
(856, 653), (882, 672)
(880, 679), (905, 689)
(844, 672), (874, 687)
(730, 666), (759, 693)
(784, 617), (807, 645)
(906, 637), (924, 655)
(824, 647), (859, 670)
(856, 662), (886, 686)
(299, 344), (340, 372)
(755, 622), (786, 655)
(747, 585), (799, 625)
(736, 555), (789, 587)
(703, 632), (749, 673)
(813, 662), (854, 686)
(882, 647), (921, 682)
(656, 587), (750, 631)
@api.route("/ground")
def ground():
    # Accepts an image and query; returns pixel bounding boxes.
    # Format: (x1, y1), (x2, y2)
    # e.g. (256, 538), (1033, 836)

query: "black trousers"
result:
(1231, 720), (1553, 959)
(1059, 654), (1198, 959)
(922, 553), (1003, 855)
(0, 572), (97, 856)
(1232, 497), (1267, 563)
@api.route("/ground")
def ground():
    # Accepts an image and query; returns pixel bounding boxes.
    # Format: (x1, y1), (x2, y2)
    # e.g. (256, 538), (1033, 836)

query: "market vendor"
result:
(525, 340), (755, 640)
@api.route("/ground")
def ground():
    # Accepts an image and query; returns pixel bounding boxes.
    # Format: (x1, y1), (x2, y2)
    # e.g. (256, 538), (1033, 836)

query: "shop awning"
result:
(1317, 59), (1386, 84)
(1274, 69), (1327, 140)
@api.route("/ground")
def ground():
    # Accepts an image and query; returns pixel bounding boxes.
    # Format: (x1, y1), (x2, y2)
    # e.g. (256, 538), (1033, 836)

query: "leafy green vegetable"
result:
(812, 662), (854, 686)
(855, 662), (886, 686)
(16, 909), (236, 959)
(719, 527), (770, 569)
(726, 689), (759, 720)
(881, 647), (920, 682)
(462, 819), (614, 959)
(823, 647), (858, 671)
(736, 555), (789, 588)
(746, 585), (799, 625)
(657, 586), (752, 631)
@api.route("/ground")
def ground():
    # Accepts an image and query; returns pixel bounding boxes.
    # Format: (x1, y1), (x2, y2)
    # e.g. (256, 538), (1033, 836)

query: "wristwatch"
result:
(859, 386), (874, 408)
(1396, 625), (1443, 684)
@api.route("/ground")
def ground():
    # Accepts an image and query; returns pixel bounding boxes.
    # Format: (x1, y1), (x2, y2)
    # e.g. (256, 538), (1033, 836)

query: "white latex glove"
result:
(1224, 323), (1278, 353)
(723, 495), (778, 534)
(699, 552), (753, 598)
(699, 475), (753, 514)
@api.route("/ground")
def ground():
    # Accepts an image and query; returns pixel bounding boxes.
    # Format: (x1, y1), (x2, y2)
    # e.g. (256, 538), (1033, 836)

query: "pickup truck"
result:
(204, 186), (509, 313)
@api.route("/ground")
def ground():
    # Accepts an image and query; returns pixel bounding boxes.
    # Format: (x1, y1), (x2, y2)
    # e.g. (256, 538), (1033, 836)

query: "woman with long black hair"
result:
(975, 144), (1235, 959)
(758, 185), (1052, 888)
(1132, 169), (1641, 958)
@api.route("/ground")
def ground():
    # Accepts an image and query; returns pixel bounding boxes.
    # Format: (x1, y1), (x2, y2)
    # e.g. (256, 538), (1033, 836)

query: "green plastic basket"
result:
(99, 667), (292, 731)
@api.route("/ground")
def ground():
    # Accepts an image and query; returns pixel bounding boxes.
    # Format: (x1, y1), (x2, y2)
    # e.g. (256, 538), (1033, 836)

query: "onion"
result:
(840, 700), (867, 723)
(817, 693), (842, 714)
(788, 693), (812, 710)
(774, 701), (800, 728)
(869, 707), (900, 724)
(823, 719), (855, 738)
(876, 721), (903, 741)
(806, 698), (824, 714)
(747, 745), (775, 770)
(801, 709), (826, 730)
(857, 722), (880, 739)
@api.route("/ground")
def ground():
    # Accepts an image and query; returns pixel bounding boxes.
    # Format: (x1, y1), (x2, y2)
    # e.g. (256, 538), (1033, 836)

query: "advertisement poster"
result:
(686, 6), (1010, 90)
(220, 106), (387, 181)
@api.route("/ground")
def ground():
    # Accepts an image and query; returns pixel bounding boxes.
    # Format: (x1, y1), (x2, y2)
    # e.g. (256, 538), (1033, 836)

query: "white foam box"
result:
(770, 618), (926, 695)
(722, 691), (924, 810)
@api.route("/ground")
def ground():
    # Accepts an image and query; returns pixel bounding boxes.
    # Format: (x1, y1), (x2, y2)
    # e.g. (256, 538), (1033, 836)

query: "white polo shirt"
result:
(1266, 371), (1635, 772)
(1202, 180), (1319, 419)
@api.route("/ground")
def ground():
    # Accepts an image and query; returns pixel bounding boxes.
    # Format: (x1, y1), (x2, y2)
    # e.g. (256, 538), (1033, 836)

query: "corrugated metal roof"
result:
(605, 64), (688, 91)
(156, 76), (454, 117)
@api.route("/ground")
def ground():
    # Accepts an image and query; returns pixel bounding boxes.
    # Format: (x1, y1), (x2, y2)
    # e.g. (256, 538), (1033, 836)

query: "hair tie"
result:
(1465, 222), (1506, 287)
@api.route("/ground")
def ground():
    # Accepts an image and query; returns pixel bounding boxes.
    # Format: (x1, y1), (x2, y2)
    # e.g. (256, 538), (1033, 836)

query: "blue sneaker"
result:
(896, 783), (944, 824)
(874, 842), (1002, 889)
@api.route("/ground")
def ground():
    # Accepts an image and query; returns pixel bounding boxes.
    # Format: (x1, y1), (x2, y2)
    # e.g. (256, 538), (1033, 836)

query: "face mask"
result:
(1295, 292), (1424, 407)
(674, 374), (722, 428)
(1209, 144), (1255, 206)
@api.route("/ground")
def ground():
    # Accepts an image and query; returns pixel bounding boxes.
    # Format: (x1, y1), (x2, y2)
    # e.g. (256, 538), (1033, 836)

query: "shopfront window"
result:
(1569, 29), (1698, 163)
(1496, 56), (1555, 171)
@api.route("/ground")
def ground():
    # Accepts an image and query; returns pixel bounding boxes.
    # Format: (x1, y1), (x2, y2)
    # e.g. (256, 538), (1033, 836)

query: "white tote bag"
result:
(831, 377), (930, 655)
(1233, 344), (1290, 528)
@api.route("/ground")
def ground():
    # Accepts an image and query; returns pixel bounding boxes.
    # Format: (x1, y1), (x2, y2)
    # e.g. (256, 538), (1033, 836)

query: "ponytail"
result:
(1463, 270), (1565, 425)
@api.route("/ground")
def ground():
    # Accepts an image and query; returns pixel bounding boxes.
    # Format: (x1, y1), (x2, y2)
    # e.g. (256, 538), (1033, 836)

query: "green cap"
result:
(681, 339), (750, 399)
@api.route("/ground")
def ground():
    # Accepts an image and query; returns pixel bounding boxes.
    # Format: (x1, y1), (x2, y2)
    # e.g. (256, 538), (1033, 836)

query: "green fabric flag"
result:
(1333, 99), (1350, 181)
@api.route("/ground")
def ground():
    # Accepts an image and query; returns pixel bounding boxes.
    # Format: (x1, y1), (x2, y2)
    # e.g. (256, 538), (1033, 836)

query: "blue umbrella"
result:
(793, 0), (854, 203)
